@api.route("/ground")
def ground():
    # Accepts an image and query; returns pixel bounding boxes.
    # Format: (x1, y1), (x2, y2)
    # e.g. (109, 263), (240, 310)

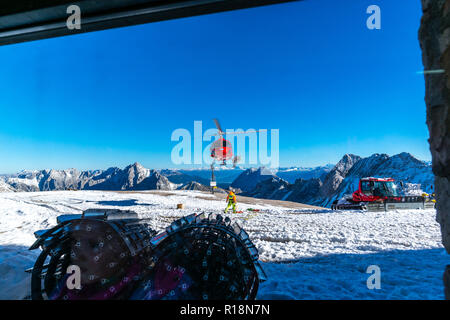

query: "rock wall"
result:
(419, 0), (450, 299)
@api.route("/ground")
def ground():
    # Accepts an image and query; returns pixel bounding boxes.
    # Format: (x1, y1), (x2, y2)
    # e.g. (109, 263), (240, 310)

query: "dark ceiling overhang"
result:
(0, 0), (299, 46)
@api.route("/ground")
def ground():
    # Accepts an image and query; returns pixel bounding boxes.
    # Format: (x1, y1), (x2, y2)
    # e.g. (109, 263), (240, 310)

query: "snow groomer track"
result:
(28, 209), (265, 300)
(0, 190), (448, 299)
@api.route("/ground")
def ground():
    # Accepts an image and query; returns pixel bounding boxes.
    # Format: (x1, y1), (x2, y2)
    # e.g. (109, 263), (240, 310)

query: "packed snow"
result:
(0, 190), (447, 300)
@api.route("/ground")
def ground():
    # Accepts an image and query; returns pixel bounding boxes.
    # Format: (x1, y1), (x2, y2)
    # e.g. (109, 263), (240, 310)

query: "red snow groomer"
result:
(331, 177), (435, 212)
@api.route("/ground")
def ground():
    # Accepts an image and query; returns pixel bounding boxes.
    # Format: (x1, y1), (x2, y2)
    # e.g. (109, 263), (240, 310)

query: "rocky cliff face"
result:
(419, 0), (450, 298)
(286, 178), (323, 205)
(79, 167), (121, 190)
(319, 154), (362, 200)
(84, 163), (152, 190)
(133, 170), (172, 191)
(242, 176), (325, 205)
(231, 167), (276, 192)
(39, 169), (82, 191)
(243, 176), (290, 200)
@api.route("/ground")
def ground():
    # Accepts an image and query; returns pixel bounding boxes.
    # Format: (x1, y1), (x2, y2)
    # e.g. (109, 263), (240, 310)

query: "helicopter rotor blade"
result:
(228, 129), (267, 135)
(207, 129), (268, 137)
(213, 118), (224, 135)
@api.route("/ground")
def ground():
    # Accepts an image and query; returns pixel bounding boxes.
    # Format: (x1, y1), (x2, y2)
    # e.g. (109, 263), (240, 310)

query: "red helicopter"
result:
(209, 118), (265, 167)
(208, 119), (265, 194)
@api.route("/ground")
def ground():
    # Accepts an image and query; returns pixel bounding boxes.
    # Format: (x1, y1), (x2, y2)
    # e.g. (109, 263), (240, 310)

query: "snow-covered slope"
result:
(0, 190), (447, 300)
(0, 179), (15, 192)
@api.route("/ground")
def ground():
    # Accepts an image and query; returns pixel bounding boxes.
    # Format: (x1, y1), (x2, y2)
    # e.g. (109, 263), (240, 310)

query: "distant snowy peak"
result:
(277, 164), (335, 172)
(179, 181), (209, 191)
(230, 167), (276, 192)
(178, 181), (226, 193)
(121, 162), (151, 189)
(159, 169), (211, 186)
(319, 154), (361, 198)
(243, 176), (290, 200)
(335, 154), (362, 175)
(276, 164), (334, 183)
(132, 171), (172, 191)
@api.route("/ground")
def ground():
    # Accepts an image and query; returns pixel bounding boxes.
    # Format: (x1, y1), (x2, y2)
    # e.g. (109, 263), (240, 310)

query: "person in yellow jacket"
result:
(224, 189), (237, 213)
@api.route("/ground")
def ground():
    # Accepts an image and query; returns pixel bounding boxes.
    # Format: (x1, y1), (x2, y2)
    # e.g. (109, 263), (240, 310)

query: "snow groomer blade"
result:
(133, 212), (266, 300)
(28, 209), (156, 300)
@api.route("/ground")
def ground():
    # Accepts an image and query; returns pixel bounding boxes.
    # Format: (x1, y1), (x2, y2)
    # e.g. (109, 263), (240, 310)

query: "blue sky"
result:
(0, 0), (430, 172)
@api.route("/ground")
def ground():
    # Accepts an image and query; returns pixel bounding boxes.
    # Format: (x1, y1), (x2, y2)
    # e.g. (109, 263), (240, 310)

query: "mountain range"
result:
(1, 163), (174, 192)
(0, 152), (433, 208)
(0, 164), (333, 193)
